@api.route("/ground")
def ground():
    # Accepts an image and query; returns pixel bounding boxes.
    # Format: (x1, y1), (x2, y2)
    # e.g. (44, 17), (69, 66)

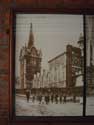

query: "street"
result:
(16, 95), (83, 116)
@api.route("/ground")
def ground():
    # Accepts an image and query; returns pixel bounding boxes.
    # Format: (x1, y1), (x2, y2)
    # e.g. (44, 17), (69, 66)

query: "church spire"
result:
(28, 23), (34, 49)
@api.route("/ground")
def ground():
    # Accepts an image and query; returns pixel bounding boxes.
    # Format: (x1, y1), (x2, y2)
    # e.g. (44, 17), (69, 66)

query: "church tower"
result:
(19, 23), (42, 90)
(28, 23), (34, 48)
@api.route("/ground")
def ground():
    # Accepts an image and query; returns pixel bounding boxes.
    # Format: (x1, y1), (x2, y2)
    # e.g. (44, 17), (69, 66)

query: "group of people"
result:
(32, 94), (67, 104)
(25, 90), (67, 104)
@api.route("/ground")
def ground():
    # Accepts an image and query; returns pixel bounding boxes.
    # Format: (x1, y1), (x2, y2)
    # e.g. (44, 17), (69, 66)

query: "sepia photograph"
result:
(15, 14), (84, 116)
(86, 15), (94, 115)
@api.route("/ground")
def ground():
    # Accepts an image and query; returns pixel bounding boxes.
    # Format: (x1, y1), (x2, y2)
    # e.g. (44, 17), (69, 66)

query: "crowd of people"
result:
(31, 94), (67, 104)
(25, 90), (78, 104)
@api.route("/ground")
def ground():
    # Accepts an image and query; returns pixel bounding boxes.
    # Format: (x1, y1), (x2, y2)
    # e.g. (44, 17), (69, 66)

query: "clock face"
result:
(72, 52), (81, 67)
(72, 56), (80, 66)
(71, 50), (82, 76)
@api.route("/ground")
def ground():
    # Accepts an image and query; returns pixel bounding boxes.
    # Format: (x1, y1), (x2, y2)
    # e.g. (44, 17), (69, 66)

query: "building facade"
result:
(66, 45), (82, 88)
(48, 52), (66, 88)
(19, 23), (42, 89)
(32, 44), (83, 94)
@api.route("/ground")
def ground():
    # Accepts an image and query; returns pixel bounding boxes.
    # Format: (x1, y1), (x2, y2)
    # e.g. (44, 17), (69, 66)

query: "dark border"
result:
(10, 7), (94, 123)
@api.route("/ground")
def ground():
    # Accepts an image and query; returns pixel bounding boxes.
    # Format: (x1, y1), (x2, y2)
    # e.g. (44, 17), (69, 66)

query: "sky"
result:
(15, 14), (83, 77)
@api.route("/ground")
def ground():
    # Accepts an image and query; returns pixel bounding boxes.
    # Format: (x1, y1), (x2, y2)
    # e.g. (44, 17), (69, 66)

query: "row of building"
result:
(32, 49), (83, 89)
(32, 53), (66, 89)
(17, 22), (83, 92)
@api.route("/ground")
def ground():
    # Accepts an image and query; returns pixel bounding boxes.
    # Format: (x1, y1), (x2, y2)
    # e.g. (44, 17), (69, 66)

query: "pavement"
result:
(15, 95), (83, 116)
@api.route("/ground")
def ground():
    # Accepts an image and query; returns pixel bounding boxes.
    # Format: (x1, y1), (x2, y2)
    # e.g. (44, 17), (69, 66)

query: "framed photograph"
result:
(13, 13), (84, 118)
(0, 0), (94, 125)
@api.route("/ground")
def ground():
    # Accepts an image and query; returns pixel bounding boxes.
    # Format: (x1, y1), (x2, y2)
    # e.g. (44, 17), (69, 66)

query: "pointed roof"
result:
(28, 23), (34, 49)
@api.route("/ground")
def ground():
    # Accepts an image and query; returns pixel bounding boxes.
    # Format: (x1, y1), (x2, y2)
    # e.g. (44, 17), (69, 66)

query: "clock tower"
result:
(66, 45), (82, 88)
(19, 23), (42, 89)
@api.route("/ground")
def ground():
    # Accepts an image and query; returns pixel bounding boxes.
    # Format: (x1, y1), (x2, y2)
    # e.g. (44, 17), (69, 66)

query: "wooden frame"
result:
(10, 7), (94, 124)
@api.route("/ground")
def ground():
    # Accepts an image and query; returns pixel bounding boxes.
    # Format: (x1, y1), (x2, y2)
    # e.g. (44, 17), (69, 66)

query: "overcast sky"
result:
(15, 14), (83, 77)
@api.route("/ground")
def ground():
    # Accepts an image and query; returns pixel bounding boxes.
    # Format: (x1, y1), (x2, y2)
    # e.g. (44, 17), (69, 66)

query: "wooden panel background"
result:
(0, 0), (94, 125)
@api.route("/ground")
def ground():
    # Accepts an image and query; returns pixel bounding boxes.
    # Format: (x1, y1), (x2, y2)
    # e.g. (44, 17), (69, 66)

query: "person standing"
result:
(60, 95), (62, 104)
(55, 94), (58, 104)
(32, 94), (35, 103)
(25, 89), (30, 102)
(63, 95), (66, 103)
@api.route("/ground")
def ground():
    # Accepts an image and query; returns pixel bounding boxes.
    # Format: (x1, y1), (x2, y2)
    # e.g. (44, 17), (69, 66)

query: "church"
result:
(19, 23), (42, 90)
